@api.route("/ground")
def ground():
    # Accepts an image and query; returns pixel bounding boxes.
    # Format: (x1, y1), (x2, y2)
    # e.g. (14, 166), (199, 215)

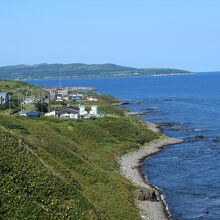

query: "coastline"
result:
(22, 72), (193, 81)
(120, 121), (183, 220)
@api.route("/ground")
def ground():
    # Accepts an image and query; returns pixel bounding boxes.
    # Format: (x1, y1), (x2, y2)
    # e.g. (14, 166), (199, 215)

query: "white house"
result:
(20, 112), (27, 117)
(55, 94), (63, 102)
(86, 97), (98, 102)
(59, 112), (79, 119)
(45, 110), (56, 116)
(70, 93), (84, 98)
(89, 105), (98, 115)
(62, 96), (69, 101)
(45, 106), (80, 119)
(58, 107), (79, 119)
(70, 93), (84, 102)
(79, 105), (88, 116)
(21, 97), (36, 105)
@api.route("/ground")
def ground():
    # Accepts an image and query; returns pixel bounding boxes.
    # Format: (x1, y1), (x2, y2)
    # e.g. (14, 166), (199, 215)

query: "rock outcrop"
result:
(137, 187), (157, 202)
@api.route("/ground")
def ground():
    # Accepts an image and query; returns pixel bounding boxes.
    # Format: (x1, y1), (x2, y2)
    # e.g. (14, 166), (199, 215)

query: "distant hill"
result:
(0, 63), (191, 79)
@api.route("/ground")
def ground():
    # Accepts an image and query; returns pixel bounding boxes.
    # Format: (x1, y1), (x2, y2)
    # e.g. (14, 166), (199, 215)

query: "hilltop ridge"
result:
(0, 63), (191, 79)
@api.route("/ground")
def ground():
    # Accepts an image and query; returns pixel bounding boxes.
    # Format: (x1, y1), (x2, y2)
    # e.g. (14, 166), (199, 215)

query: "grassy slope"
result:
(0, 80), (39, 94)
(0, 81), (160, 219)
(0, 80), (45, 114)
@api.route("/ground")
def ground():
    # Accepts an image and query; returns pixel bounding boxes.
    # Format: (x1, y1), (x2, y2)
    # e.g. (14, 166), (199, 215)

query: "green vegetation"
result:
(0, 63), (191, 79)
(0, 80), (44, 114)
(0, 81), (160, 219)
(0, 80), (39, 95)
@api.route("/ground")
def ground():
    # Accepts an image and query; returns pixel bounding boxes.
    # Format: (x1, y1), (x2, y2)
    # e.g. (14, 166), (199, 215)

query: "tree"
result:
(35, 102), (48, 113)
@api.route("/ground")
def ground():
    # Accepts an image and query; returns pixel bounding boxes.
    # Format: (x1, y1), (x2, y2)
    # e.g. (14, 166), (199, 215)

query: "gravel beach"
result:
(120, 122), (183, 220)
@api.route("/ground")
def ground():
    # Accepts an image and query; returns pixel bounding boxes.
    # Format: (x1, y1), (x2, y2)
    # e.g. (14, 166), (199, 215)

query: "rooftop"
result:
(26, 112), (41, 116)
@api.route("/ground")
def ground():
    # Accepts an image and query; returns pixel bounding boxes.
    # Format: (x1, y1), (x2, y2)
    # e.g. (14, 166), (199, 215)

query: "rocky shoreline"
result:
(120, 121), (183, 220)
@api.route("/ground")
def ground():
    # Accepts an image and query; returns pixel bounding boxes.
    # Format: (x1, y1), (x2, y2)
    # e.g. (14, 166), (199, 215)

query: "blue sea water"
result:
(28, 72), (220, 220)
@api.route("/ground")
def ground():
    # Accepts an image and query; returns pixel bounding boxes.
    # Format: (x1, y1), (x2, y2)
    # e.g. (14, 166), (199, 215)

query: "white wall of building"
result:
(79, 105), (88, 116)
(90, 105), (98, 115)
(45, 111), (56, 116)
(60, 113), (79, 119)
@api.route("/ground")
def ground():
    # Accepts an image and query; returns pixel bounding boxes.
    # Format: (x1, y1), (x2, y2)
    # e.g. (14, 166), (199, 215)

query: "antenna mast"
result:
(59, 77), (62, 89)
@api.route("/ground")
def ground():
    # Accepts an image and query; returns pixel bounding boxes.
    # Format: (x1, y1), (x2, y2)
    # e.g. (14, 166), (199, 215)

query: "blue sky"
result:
(0, 0), (219, 71)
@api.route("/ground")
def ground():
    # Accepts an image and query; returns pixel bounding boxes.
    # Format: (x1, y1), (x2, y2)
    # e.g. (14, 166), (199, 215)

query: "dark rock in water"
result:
(145, 112), (155, 115)
(145, 108), (157, 111)
(170, 125), (187, 131)
(145, 108), (157, 115)
(156, 122), (178, 127)
(213, 136), (220, 143)
(135, 100), (144, 105)
(185, 135), (208, 142)
(164, 98), (173, 102)
(195, 135), (206, 140)
(137, 187), (157, 202)
(121, 101), (130, 105)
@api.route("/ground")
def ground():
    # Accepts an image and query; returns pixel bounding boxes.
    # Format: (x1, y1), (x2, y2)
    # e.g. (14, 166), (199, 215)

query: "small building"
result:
(70, 93), (84, 98)
(49, 88), (68, 102)
(72, 96), (82, 102)
(26, 111), (41, 119)
(59, 111), (79, 119)
(62, 96), (69, 101)
(20, 112), (27, 117)
(56, 89), (68, 96)
(70, 93), (84, 102)
(55, 93), (69, 102)
(79, 105), (88, 116)
(0, 92), (9, 105)
(45, 106), (80, 119)
(55, 93), (63, 101)
(22, 97), (36, 105)
(45, 110), (57, 116)
(85, 97), (98, 102)
(90, 105), (98, 115)
(57, 106), (80, 119)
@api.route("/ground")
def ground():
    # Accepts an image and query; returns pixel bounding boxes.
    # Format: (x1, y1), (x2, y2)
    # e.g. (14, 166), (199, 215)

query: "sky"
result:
(0, 0), (220, 72)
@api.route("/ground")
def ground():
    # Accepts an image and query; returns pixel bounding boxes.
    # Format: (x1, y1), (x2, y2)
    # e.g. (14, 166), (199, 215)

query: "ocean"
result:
(28, 72), (220, 220)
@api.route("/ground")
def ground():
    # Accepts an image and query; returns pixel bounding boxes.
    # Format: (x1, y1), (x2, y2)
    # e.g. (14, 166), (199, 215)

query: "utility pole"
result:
(8, 94), (11, 115)
(59, 77), (62, 89)
(48, 90), (51, 112)
(20, 95), (22, 113)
